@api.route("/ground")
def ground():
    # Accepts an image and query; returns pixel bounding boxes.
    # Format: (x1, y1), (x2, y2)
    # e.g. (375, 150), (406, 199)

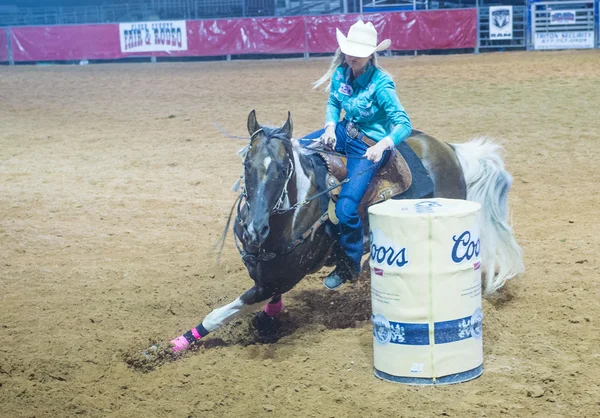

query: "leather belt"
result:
(346, 121), (376, 147)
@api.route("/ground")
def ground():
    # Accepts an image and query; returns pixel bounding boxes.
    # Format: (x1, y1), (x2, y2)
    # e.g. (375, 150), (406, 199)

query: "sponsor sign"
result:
(489, 6), (513, 40)
(550, 10), (577, 25)
(534, 31), (594, 50)
(119, 20), (188, 53)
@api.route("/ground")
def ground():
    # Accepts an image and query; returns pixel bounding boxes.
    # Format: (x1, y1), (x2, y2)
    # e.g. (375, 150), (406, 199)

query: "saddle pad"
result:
(393, 140), (434, 200)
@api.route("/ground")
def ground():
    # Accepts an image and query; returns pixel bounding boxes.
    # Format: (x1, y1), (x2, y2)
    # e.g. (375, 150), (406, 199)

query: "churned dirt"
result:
(1, 50), (599, 418)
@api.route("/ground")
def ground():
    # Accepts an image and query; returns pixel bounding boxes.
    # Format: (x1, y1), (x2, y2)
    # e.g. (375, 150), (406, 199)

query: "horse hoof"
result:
(252, 311), (282, 334)
(170, 335), (190, 352)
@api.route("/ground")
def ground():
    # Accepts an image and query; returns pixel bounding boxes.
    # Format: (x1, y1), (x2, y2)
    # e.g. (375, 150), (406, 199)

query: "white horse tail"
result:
(452, 137), (524, 295)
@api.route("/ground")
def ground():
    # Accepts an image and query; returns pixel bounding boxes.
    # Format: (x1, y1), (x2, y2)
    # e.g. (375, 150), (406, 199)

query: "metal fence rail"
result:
(0, 0), (345, 27)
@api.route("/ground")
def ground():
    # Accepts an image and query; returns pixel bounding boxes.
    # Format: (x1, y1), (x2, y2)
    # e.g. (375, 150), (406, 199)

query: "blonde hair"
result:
(312, 48), (383, 92)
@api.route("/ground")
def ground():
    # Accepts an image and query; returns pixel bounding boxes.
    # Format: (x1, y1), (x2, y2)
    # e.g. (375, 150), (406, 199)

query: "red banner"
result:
(0, 29), (9, 62)
(304, 13), (392, 53)
(11, 25), (118, 62)
(389, 9), (477, 50)
(10, 24), (200, 62)
(191, 17), (306, 56)
(9, 10), (477, 63)
(305, 10), (477, 53)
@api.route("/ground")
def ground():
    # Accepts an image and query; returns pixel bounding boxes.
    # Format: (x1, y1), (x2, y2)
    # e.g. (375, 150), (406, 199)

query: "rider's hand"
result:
(364, 140), (390, 163)
(319, 125), (336, 149)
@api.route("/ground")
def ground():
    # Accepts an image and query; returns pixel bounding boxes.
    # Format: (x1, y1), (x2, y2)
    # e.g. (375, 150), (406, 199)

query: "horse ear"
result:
(281, 111), (293, 138)
(247, 109), (260, 137)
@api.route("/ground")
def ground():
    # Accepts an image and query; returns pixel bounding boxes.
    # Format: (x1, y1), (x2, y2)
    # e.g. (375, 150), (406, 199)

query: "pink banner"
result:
(10, 24), (200, 62)
(0, 29), (9, 62)
(305, 10), (476, 53)
(191, 17), (305, 56)
(11, 25), (120, 62)
(305, 13), (392, 54)
(9, 10), (477, 63)
(389, 9), (477, 50)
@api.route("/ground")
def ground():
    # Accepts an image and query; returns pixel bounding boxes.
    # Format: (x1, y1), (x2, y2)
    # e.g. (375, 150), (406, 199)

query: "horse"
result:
(165, 110), (524, 353)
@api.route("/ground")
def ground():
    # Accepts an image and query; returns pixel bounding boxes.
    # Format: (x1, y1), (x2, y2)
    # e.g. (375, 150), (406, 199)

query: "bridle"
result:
(235, 128), (323, 265)
(240, 128), (295, 216)
(234, 127), (377, 265)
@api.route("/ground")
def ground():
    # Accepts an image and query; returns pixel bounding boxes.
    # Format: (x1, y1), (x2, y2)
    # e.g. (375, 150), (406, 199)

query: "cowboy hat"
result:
(335, 20), (391, 58)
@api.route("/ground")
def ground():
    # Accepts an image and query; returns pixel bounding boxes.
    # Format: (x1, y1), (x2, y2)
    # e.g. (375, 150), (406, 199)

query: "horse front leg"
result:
(169, 285), (272, 352)
(250, 293), (283, 328)
(264, 294), (284, 317)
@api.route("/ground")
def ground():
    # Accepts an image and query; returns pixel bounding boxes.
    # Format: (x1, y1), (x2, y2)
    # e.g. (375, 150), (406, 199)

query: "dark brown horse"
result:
(166, 110), (523, 353)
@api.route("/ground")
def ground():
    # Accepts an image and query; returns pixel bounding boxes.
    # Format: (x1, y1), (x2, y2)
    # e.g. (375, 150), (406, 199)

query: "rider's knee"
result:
(335, 197), (360, 227)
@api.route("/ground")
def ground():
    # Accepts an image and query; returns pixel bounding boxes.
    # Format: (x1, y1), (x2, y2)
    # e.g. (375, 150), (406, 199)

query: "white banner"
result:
(550, 10), (577, 25)
(119, 21), (188, 53)
(489, 6), (513, 40)
(534, 31), (595, 50)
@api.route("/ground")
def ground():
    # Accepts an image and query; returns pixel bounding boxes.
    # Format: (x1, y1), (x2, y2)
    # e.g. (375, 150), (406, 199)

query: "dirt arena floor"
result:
(1, 49), (599, 417)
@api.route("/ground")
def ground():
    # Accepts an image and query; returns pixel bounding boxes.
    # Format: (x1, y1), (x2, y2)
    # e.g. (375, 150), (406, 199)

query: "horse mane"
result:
(254, 125), (296, 164)
(291, 140), (329, 192)
(260, 125), (292, 142)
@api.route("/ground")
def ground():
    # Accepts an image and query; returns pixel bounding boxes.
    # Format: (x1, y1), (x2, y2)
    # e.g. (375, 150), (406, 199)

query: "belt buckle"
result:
(346, 122), (360, 139)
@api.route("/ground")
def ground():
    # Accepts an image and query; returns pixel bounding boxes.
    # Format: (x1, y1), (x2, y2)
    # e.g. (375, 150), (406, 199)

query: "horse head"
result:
(242, 110), (294, 248)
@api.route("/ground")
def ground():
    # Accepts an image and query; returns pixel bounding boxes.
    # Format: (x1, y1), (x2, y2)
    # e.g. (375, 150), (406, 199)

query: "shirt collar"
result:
(345, 62), (375, 88)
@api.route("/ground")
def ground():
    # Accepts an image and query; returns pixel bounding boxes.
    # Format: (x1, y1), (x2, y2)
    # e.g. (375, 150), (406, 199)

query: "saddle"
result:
(319, 135), (412, 222)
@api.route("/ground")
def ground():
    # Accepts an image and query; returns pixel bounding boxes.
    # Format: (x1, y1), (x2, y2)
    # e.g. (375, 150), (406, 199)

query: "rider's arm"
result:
(376, 79), (412, 147)
(324, 69), (343, 128)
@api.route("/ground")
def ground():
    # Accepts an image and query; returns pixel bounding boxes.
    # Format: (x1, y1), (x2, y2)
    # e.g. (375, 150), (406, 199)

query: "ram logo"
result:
(492, 9), (511, 29)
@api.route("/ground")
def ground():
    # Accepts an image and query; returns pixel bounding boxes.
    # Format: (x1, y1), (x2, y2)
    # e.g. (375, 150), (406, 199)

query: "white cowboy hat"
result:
(335, 20), (391, 58)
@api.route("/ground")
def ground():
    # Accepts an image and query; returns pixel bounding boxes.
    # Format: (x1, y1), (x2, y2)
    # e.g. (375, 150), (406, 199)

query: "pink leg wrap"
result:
(264, 299), (284, 317)
(170, 335), (190, 352)
(191, 327), (201, 340)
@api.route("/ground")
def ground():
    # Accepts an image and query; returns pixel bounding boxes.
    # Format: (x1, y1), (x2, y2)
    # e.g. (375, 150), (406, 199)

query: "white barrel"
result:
(368, 198), (483, 385)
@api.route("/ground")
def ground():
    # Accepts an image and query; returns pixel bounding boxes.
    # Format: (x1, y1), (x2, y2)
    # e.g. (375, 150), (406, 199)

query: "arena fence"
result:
(1, 1), (599, 65)
(0, 28), (8, 63)
(1, 10), (477, 64)
(0, 1), (343, 26)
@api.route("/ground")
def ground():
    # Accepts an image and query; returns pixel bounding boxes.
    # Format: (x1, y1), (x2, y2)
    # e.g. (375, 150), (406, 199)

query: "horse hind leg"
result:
(169, 286), (272, 352)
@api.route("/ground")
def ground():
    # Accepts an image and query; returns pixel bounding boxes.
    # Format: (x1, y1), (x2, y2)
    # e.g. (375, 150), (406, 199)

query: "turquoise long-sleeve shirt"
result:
(325, 63), (412, 147)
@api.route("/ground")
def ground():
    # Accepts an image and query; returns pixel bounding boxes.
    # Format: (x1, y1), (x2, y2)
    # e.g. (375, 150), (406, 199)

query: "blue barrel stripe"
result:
(372, 308), (483, 346)
(435, 308), (483, 344)
(387, 322), (430, 345)
(434, 316), (474, 344)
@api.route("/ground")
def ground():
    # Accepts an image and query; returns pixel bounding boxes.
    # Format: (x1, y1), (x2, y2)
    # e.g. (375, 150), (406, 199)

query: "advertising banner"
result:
(550, 10), (577, 25)
(489, 6), (513, 40)
(534, 31), (594, 49)
(10, 10), (480, 62)
(119, 20), (188, 53)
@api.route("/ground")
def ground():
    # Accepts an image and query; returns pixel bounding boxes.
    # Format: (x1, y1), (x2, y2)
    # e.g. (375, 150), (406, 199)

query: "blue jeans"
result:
(301, 121), (387, 275)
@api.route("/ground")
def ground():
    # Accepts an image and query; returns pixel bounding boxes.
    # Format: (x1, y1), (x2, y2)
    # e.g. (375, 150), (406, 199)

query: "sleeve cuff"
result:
(324, 121), (336, 128)
(384, 137), (395, 149)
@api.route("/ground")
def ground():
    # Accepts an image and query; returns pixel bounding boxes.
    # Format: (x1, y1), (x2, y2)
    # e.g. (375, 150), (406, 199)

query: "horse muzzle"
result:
(243, 219), (270, 248)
